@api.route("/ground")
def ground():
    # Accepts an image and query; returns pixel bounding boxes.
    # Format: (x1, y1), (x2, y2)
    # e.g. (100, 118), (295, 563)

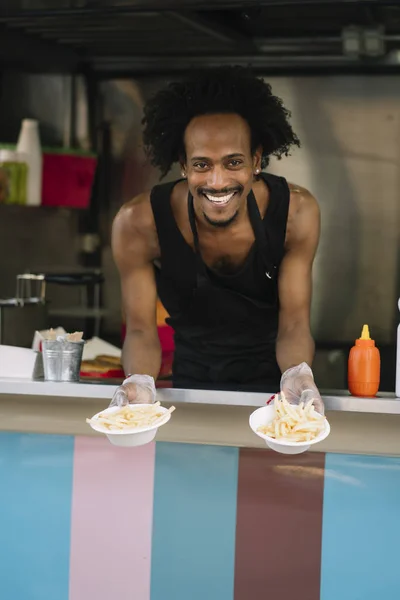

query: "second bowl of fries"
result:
(249, 394), (330, 454)
(86, 402), (175, 447)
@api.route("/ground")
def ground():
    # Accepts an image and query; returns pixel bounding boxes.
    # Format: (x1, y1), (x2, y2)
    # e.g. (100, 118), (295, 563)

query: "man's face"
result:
(183, 113), (261, 228)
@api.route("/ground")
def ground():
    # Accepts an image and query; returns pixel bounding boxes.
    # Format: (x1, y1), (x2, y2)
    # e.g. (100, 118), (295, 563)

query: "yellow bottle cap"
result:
(355, 324), (375, 347)
(360, 324), (371, 340)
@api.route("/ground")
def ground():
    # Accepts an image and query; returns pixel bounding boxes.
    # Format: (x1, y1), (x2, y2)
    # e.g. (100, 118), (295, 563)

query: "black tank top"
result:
(150, 172), (290, 391)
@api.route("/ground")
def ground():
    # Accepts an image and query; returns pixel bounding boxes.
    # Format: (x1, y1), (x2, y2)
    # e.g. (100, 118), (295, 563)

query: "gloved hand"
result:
(280, 362), (324, 415)
(109, 374), (156, 408)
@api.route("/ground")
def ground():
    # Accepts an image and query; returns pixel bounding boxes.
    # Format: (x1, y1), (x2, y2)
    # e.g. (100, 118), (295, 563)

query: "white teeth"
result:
(205, 192), (235, 204)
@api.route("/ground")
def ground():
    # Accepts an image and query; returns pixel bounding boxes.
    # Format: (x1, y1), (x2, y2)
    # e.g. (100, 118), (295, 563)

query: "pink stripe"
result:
(69, 437), (155, 600)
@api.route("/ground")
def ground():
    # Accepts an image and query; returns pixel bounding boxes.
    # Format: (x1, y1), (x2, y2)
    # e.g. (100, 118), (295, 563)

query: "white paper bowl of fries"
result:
(249, 395), (330, 455)
(86, 402), (175, 447)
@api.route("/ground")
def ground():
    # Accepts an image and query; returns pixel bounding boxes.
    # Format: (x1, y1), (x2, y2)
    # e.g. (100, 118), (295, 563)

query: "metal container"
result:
(42, 339), (84, 382)
(0, 273), (47, 347)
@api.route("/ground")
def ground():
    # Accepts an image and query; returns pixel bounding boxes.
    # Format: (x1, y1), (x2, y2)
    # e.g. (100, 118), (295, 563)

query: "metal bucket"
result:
(42, 339), (84, 382)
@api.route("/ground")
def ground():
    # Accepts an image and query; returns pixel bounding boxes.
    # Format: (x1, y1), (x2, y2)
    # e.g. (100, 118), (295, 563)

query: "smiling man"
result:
(112, 66), (324, 412)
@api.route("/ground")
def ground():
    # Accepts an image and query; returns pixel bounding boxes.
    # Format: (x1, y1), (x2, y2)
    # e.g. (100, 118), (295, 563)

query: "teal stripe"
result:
(321, 453), (400, 600)
(0, 432), (74, 600)
(151, 442), (238, 600)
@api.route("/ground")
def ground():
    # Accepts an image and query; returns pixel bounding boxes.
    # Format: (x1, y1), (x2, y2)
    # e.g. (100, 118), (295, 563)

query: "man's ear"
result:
(179, 156), (187, 178)
(253, 146), (263, 172)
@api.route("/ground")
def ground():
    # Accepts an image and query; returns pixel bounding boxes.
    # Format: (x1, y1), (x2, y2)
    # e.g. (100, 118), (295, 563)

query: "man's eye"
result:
(194, 162), (208, 170)
(228, 160), (242, 167)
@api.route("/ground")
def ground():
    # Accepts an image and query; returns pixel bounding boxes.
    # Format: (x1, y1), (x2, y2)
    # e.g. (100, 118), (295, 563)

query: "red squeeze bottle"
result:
(348, 325), (380, 397)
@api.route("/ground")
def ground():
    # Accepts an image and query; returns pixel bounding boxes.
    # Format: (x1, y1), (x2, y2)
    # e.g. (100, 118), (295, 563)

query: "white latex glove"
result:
(280, 362), (325, 415)
(109, 374), (156, 408)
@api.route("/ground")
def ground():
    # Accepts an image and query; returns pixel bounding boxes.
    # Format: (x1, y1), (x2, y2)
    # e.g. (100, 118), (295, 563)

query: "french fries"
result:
(257, 394), (326, 442)
(86, 401), (175, 432)
(42, 328), (83, 342)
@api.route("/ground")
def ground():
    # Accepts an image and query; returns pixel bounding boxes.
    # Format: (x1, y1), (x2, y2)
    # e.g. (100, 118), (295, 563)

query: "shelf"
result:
(0, 1), (399, 75)
(48, 308), (112, 318)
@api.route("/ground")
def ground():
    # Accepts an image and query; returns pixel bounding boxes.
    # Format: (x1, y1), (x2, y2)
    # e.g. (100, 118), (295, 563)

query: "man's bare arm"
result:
(112, 194), (161, 380)
(276, 187), (320, 373)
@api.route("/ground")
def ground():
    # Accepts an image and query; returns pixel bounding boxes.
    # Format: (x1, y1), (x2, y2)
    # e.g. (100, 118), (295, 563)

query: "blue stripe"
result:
(0, 432), (74, 600)
(151, 442), (238, 600)
(321, 453), (400, 600)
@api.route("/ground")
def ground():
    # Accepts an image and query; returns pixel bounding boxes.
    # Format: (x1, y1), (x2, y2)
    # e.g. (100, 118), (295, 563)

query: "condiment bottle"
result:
(348, 324), (380, 397)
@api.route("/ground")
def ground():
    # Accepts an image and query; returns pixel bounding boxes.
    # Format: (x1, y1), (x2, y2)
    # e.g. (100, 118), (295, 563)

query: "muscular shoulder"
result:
(112, 192), (160, 270)
(288, 183), (319, 220)
(286, 183), (320, 249)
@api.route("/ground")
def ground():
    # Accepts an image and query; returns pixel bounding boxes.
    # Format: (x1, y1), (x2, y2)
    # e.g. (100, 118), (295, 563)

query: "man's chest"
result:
(180, 222), (257, 275)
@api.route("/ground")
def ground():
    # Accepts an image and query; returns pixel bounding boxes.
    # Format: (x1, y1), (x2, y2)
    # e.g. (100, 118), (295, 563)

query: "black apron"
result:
(170, 188), (282, 392)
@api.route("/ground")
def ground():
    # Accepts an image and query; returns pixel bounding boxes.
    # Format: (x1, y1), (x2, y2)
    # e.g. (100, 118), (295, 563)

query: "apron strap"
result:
(188, 193), (209, 288)
(246, 190), (277, 280)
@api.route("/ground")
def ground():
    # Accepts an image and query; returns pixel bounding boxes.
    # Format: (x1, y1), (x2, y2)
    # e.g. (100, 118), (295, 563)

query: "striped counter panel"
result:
(0, 433), (399, 600)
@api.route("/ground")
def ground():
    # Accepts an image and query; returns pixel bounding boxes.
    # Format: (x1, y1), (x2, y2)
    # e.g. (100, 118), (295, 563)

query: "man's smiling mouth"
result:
(203, 191), (239, 206)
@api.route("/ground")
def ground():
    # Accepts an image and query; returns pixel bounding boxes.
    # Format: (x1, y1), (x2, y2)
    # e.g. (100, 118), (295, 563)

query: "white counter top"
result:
(0, 377), (115, 400)
(0, 377), (398, 414)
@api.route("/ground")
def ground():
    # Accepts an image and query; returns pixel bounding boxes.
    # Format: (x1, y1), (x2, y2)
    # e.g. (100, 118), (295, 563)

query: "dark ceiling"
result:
(1, 0), (400, 75)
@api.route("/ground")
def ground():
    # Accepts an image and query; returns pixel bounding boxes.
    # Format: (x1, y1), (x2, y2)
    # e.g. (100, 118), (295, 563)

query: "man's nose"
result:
(207, 165), (228, 189)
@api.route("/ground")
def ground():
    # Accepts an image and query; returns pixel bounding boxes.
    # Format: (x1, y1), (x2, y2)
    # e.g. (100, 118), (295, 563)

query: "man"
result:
(112, 66), (323, 413)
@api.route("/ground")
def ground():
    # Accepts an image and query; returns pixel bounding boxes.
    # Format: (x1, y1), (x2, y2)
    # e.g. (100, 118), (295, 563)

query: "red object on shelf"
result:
(80, 368), (125, 379)
(42, 152), (97, 209)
